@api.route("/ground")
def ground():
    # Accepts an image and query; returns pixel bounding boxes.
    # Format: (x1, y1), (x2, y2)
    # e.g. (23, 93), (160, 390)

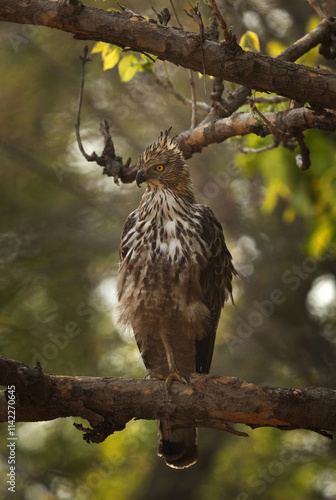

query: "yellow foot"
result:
(165, 372), (188, 392)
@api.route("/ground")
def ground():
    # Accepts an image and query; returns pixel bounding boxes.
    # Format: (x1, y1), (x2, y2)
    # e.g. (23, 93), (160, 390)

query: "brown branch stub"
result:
(151, 7), (171, 27)
(295, 131), (311, 170)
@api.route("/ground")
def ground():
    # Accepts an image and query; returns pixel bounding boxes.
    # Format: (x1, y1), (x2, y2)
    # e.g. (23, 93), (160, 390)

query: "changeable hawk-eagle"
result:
(117, 130), (236, 468)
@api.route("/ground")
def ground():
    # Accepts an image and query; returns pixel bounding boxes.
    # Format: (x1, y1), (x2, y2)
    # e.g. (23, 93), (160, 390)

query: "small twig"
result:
(254, 95), (290, 104)
(208, 0), (233, 43)
(76, 46), (99, 162)
(239, 139), (280, 155)
(307, 0), (329, 19)
(192, 9), (207, 92)
(169, 0), (200, 127)
(210, 79), (230, 118)
(189, 70), (198, 129)
(152, 70), (210, 110)
(250, 102), (290, 142)
(120, 46), (156, 62)
(169, 0), (183, 28)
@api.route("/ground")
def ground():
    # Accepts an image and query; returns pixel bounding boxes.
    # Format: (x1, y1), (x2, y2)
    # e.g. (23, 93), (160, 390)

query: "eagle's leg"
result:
(160, 330), (187, 390)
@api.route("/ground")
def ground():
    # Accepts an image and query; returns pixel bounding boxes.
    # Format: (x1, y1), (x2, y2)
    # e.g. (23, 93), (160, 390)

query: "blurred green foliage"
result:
(0, 1), (335, 499)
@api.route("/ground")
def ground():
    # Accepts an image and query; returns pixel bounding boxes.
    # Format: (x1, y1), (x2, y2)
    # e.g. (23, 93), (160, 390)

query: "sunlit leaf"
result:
(118, 54), (143, 82)
(239, 30), (260, 52)
(91, 41), (110, 56)
(308, 217), (334, 257)
(306, 15), (320, 34)
(262, 178), (291, 214)
(283, 206), (296, 223)
(103, 45), (121, 70)
(266, 39), (286, 57)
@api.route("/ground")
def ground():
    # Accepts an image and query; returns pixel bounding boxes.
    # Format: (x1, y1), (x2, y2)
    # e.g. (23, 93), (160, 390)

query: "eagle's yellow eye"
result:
(155, 165), (164, 172)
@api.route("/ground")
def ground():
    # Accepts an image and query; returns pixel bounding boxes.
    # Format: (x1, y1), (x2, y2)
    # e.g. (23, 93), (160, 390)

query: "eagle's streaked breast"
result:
(118, 189), (210, 332)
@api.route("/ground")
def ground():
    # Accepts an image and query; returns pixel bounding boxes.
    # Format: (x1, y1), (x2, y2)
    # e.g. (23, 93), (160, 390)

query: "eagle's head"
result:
(136, 129), (195, 203)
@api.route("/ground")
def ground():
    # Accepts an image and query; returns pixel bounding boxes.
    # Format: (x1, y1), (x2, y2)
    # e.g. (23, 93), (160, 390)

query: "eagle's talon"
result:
(165, 372), (188, 391)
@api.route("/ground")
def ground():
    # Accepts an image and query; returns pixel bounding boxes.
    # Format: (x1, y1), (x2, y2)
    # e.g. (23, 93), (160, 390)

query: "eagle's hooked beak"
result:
(136, 169), (147, 188)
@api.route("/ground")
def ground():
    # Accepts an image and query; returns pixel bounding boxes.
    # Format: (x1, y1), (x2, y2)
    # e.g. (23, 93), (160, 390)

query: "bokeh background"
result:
(1, 0), (336, 498)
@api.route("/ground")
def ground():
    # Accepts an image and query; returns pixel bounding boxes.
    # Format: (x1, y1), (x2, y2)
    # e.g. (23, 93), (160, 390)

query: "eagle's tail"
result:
(158, 420), (198, 468)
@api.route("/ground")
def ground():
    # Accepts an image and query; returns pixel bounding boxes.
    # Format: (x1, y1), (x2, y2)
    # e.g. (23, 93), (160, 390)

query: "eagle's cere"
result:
(117, 129), (237, 469)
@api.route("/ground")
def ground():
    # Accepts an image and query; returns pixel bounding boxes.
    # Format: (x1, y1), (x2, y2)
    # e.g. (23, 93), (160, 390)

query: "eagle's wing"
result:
(119, 210), (137, 262)
(117, 210), (139, 301)
(196, 206), (236, 374)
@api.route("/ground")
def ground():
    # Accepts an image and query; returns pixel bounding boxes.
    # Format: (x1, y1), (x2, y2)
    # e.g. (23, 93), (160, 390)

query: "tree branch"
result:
(1, 0), (336, 110)
(1, 356), (335, 445)
(177, 107), (336, 158)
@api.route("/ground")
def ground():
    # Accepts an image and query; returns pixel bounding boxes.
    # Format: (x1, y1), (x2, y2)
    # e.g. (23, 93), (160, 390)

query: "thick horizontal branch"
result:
(1, 356), (335, 443)
(1, 0), (336, 110)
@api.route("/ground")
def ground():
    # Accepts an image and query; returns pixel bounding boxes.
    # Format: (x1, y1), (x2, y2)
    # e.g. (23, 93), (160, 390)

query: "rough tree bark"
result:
(2, 0), (336, 174)
(0, 356), (335, 444)
(0, 0), (336, 109)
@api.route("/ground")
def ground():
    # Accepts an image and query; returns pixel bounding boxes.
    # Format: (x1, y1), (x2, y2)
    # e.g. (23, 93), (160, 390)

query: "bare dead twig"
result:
(168, 0), (183, 29)
(254, 95), (290, 104)
(192, 9), (207, 92)
(76, 45), (99, 162)
(189, 70), (198, 129)
(208, 0), (233, 44)
(250, 102), (290, 143)
(152, 70), (210, 110)
(239, 139), (280, 155)
(307, 0), (329, 19)
(76, 46), (137, 184)
(169, 0), (203, 128)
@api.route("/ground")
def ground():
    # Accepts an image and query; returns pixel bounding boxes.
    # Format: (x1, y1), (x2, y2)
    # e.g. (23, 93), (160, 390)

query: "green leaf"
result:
(239, 30), (260, 52)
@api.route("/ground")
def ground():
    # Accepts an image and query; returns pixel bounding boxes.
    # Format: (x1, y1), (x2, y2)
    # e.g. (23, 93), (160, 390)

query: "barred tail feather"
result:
(158, 420), (198, 468)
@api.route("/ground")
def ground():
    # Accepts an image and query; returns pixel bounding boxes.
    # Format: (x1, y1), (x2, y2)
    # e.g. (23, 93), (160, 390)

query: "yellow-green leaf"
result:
(308, 218), (334, 257)
(103, 46), (121, 70)
(262, 179), (290, 214)
(266, 39), (286, 57)
(91, 41), (110, 56)
(282, 206), (296, 223)
(239, 30), (260, 53)
(118, 54), (142, 82)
